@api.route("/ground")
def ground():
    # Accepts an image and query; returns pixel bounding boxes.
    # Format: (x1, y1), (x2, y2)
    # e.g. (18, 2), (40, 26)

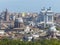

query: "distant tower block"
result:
(4, 9), (9, 21)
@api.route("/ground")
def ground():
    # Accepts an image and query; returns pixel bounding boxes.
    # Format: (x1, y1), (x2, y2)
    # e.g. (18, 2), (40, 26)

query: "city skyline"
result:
(0, 0), (60, 13)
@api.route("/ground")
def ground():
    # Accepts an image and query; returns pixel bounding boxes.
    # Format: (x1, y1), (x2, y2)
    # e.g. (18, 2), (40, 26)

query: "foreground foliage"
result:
(0, 38), (60, 45)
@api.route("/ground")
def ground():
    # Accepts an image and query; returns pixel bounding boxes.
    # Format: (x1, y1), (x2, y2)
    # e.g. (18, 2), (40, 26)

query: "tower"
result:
(4, 9), (9, 21)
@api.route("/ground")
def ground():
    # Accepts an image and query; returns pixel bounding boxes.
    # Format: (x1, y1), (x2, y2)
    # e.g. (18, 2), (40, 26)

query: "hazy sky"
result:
(0, 0), (60, 13)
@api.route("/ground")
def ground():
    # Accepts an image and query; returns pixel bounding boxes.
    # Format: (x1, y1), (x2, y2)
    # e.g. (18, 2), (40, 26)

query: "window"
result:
(48, 16), (52, 21)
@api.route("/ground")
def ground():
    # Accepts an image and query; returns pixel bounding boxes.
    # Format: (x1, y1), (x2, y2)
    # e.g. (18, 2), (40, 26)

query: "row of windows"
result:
(40, 15), (53, 22)
(48, 16), (52, 22)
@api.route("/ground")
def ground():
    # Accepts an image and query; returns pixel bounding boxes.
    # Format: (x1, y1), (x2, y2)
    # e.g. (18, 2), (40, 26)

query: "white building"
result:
(24, 26), (30, 33)
(48, 24), (60, 39)
(39, 7), (54, 28)
(0, 30), (5, 36)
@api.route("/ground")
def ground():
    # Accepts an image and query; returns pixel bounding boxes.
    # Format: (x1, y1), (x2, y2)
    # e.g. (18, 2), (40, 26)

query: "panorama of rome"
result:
(0, 7), (60, 41)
